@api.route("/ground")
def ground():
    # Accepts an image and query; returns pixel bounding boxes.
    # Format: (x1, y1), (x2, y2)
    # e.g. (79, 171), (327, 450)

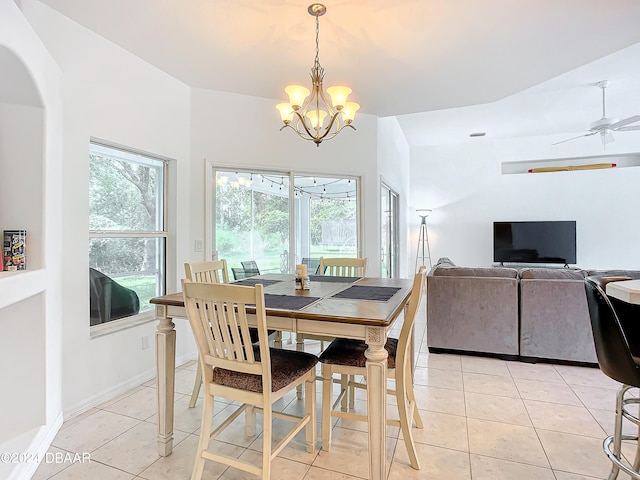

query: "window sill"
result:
(90, 311), (156, 339)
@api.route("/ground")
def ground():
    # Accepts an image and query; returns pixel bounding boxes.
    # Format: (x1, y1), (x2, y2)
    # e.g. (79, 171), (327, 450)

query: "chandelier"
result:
(276, 4), (359, 147)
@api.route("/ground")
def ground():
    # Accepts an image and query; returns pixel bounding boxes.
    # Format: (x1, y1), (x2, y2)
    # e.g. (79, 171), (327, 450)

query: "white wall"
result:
(0, 1), (64, 479)
(19, 0), (194, 416)
(410, 130), (640, 270)
(377, 116), (412, 277)
(188, 88), (382, 274)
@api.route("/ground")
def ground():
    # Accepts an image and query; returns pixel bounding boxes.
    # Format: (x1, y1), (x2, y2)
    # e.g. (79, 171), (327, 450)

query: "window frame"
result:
(88, 139), (169, 336)
(205, 163), (362, 270)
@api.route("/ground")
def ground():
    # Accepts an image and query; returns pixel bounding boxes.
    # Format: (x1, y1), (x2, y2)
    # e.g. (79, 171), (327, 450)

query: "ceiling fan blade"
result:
(617, 125), (640, 131)
(602, 131), (615, 144)
(611, 115), (640, 129)
(552, 131), (597, 145)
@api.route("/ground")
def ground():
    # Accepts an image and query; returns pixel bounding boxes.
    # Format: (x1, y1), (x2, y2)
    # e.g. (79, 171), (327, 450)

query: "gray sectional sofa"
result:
(426, 258), (640, 364)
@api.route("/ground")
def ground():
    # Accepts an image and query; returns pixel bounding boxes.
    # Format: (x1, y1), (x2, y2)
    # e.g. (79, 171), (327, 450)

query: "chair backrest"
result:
(231, 267), (249, 281)
(182, 280), (271, 386)
(302, 257), (321, 275)
(584, 276), (640, 386)
(184, 259), (229, 284)
(241, 260), (260, 277)
(396, 267), (427, 373)
(319, 257), (367, 277)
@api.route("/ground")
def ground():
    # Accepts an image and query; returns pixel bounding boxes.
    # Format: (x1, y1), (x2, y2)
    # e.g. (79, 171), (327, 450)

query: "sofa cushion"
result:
(586, 269), (640, 278)
(430, 266), (518, 279)
(519, 268), (585, 280)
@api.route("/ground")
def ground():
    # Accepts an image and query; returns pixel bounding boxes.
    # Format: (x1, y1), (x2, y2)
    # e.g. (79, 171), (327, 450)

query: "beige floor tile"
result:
(513, 377), (582, 406)
(331, 398), (400, 438)
(145, 394), (216, 434)
(571, 384), (619, 410)
(470, 453), (555, 480)
(193, 403), (265, 448)
(399, 409), (468, 452)
(589, 407), (638, 437)
(464, 391), (532, 426)
(174, 368), (202, 396)
(524, 399), (606, 438)
(102, 386), (159, 420)
(460, 356), (511, 376)
(32, 447), (76, 480)
(467, 418), (549, 467)
(462, 372), (520, 398)
(411, 384), (466, 416)
(246, 415), (320, 465)
(48, 460), (134, 479)
(220, 448), (311, 479)
(302, 466), (362, 479)
(91, 421), (188, 475)
(95, 386), (146, 409)
(59, 408), (101, 431)
(415, 352), (462, 371)
(388, 443), (471, 479)
(413, 366), (463, 390)
(553, 471), (611, 480)
(554, 365), (620, 389)
(52, 410), (140, 453)
(537, 429), (612, 477)
(312, 426), (395, 479)
(139, 434), (243, 480)
(506, 361), (566, 383)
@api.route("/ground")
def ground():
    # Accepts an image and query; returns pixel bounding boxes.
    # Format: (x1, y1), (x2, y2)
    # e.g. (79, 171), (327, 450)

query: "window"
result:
(89, 141), (167, 329)
(211, 169), (359, 277)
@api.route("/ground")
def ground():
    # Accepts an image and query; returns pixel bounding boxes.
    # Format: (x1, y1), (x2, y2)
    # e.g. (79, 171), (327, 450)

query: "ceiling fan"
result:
(554, 80), (640, 146)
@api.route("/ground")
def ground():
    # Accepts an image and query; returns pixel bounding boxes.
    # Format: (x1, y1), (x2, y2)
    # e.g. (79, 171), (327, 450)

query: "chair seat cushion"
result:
(319, 338), (398, 369)
(212, 347), (318, 393)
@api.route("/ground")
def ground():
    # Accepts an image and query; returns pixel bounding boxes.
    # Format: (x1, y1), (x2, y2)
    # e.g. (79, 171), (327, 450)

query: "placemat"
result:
(331, 285), (401, 302)
(308, 275), (361, 283)
(232, 279), (283, 287)
(264, 294), (320, 310)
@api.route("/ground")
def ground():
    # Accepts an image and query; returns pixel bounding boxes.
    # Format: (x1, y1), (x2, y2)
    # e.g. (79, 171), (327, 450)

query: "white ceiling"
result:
(37, 0), (640, 121)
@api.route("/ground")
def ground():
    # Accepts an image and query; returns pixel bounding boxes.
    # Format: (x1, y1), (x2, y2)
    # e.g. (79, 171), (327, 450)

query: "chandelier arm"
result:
(317, 112), (342, 141)
(292, 109), (321, 141)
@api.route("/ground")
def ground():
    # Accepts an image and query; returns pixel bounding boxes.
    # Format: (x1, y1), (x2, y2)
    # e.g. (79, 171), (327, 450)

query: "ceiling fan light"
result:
(341, 102), (360, 123)
(285, 85), (310, 109)
(326, 86), (352, 109)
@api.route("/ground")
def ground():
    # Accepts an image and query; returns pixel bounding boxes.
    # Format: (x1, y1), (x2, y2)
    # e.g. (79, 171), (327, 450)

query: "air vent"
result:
(469, 132), (486, 137)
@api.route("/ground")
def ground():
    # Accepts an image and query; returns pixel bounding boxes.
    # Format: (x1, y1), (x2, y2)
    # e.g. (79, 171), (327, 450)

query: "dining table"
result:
(150, 273), (414, 480)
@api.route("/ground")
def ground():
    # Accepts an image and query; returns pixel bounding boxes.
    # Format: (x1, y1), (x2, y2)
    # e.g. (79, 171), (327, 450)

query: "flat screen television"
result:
(493, 221), (576, 265)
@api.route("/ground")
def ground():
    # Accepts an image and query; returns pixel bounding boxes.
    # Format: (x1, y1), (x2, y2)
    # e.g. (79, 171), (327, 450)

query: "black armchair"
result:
(584, 275), (640, 479)
(89, 268), (140, 325)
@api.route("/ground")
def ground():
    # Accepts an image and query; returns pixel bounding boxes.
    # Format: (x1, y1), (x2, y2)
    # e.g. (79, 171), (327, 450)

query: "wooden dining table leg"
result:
(365, 326), (388, 480)
(155, 304), (176, 456)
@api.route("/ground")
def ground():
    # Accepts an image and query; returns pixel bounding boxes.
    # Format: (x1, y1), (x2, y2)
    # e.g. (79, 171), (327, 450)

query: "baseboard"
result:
(4, 412), (64, 480)
(427, 347), (598, 367)
(63, 351), (196, 420)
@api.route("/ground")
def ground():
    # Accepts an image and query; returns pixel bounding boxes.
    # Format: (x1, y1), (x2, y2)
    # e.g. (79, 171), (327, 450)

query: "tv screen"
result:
(493, 221), (576, 265)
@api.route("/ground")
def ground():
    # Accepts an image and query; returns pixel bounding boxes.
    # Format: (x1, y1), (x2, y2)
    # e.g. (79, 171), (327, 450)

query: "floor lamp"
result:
(415, 209), (432, 271)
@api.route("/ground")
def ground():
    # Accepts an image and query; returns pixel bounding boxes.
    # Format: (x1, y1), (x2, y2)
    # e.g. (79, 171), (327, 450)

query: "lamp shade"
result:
(341, 102), (360, 123)
(306, 109), (328, 129)
(285, 85), (311, 109)
(416, 209), (432, 217)
(326, 86), (352, 109)
(276, 103), (294, 122)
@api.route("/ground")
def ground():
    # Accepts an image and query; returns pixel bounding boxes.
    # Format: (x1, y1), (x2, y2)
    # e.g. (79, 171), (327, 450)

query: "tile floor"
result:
(33, 300), (636, 480)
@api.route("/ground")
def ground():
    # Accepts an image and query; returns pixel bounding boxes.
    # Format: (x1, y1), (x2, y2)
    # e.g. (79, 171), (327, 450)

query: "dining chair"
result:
(319, 257), (367, 277)
(231, 267), (249, 280)
(296, 256), (368, 402)
(182, 280), (317, 480)
(319, 267), (427, 470)
(184, 260), (230, 408)
(302, 257), (321, 275)
(241, 260), (261, 277)
(584, 275), (640, 480)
